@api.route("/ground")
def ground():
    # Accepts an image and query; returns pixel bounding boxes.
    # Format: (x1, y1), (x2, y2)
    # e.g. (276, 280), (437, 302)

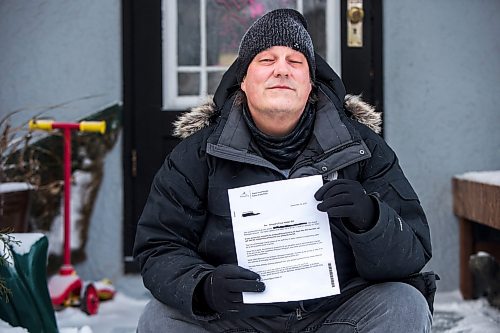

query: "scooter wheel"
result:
(81, 283), (100, 315)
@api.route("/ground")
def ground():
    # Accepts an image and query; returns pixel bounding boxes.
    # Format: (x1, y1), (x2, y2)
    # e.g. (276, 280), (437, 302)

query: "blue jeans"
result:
(137, 282), (432, 332)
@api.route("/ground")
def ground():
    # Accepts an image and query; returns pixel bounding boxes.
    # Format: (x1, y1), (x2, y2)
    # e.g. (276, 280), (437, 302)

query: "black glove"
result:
(315, 179), (377, 232)
(202, 264), (265, 315)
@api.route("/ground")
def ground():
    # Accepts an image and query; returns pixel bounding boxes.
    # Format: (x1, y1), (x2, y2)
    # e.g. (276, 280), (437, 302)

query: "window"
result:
(162, 0), (340, 110)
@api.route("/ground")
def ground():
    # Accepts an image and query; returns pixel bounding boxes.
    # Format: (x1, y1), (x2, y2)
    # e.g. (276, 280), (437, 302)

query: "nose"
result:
(273, 58), (290, 77)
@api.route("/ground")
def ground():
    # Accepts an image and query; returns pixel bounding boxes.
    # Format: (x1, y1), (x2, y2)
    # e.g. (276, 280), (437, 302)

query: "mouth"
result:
(268, 85), (293, 90)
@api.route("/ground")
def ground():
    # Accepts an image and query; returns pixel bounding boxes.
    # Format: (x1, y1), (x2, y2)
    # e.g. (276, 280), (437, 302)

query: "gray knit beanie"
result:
(236, 8), (316, 83)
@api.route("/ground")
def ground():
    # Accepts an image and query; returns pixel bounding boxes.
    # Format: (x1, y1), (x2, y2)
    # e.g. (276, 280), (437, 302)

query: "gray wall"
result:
(0, 0), (123, 280)
(384, 0), (500, 290)
(0, 0), (121, 122)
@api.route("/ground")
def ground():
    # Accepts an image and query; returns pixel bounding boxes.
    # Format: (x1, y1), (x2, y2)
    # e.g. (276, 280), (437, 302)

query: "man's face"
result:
(241, 46), (312, 132)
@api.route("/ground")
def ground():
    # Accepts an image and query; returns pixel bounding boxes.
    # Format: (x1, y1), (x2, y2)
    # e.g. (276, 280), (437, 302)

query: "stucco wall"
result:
(0, 0), (123, 280)
(384, 0), (500, 290)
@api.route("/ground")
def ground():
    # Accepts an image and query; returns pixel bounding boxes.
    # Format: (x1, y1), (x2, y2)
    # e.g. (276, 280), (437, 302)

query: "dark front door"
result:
(341, 0), (383, 116)
(122, 0), (383, 273)
(122, 0), (182, 272)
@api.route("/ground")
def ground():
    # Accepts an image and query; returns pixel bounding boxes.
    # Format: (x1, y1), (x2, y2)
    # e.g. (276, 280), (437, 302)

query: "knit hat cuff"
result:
(236, 9), (316, 83)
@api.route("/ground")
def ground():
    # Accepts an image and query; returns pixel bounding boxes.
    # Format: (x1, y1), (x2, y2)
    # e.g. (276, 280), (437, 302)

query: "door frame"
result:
(122, 0), (383, 273)
(122, 0), (163, 273)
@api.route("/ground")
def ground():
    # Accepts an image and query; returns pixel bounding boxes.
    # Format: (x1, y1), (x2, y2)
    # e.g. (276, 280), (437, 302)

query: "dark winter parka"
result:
(133, 54), (433, 320)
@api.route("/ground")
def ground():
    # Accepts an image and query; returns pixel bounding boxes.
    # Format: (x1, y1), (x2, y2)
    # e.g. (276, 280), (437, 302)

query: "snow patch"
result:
(59, 325), (93, 333)
(47, 170), (92, 256)
(434, 290), (500, 332)
(0, 236), (15, 267)
(10, 233), (45, 255)
(0, 233), (44, 267)
(455, 170), (500, 186)
(0, 182), (34, 193)
(54, 292), (148, 333)
(0, 320), (28, 332)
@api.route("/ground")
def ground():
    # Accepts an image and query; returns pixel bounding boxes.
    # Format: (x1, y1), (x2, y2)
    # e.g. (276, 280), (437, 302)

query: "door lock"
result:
(347, 0), (364, 47)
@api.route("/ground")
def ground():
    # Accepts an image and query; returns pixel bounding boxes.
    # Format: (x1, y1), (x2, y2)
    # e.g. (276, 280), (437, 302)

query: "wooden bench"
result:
(452, 171), (500, 299)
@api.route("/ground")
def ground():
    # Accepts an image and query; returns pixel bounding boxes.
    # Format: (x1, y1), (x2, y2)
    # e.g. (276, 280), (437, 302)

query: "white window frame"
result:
(162, 0), (341, 110)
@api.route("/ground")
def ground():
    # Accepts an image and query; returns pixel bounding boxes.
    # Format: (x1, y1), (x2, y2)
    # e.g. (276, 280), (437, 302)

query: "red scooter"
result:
(29, 119), (114, 315)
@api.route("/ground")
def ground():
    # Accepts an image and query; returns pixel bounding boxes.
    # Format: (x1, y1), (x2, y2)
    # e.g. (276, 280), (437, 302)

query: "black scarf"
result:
(242, 104), (316, 169)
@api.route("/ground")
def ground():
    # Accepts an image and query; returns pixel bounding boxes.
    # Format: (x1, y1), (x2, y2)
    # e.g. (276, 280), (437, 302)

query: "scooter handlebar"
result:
(28, 119), (53, 131)
(29, 120), (106, 134)
(80, 121), (106, 134)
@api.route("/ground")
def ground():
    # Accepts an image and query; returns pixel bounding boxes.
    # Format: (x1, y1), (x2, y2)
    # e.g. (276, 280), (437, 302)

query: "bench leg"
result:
(459, 218), (474, 299)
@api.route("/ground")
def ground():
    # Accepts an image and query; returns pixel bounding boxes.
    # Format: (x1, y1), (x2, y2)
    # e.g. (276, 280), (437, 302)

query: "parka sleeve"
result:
(132, 137), (215, 319)
(346, 131), (432, 280)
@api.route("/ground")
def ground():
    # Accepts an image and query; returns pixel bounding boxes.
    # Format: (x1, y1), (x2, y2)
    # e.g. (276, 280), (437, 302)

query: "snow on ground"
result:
(433, 290), (500, 332)
(55, 292), (148, 333)
(47, 170), (92, 256)
(1, 284), (500, 332)
(0, 291), (148, 333)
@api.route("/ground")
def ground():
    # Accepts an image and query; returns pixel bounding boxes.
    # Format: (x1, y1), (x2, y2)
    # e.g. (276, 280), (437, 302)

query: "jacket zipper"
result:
(296, 307), (303, 320)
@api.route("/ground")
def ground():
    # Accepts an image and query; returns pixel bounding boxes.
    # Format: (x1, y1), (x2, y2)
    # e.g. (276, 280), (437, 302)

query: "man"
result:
(134, 8), (436, 332)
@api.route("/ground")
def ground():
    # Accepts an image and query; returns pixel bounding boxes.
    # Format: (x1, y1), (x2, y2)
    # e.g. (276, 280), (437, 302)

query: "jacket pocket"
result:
(389, 178), (419, 201)
(385, 178), (419, 216)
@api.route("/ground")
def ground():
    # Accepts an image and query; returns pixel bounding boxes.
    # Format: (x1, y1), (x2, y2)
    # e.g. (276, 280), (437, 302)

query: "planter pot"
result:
(0, 182), (34, 232)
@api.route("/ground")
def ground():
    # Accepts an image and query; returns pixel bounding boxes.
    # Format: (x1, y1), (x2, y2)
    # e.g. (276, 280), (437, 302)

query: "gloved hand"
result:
(315, 179), (377, 232)
(203, 264), (265, 315)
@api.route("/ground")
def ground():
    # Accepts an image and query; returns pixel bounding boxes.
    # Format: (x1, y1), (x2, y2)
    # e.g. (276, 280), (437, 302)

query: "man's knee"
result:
(387, 282), (431, 315)
(330, 282), (432, 332)
(137, 298), (209, 333)
(137, 298), (167, 332)
(371, 282), (432, 331)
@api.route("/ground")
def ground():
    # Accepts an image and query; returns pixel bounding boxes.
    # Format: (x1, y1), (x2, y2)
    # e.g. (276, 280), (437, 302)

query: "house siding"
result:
(384, 0), (500, 290)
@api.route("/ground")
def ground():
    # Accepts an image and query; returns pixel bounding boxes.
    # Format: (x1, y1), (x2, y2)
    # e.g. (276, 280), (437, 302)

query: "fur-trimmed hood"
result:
(173, 94), (381, 139)
(173, 53), (381, 139)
